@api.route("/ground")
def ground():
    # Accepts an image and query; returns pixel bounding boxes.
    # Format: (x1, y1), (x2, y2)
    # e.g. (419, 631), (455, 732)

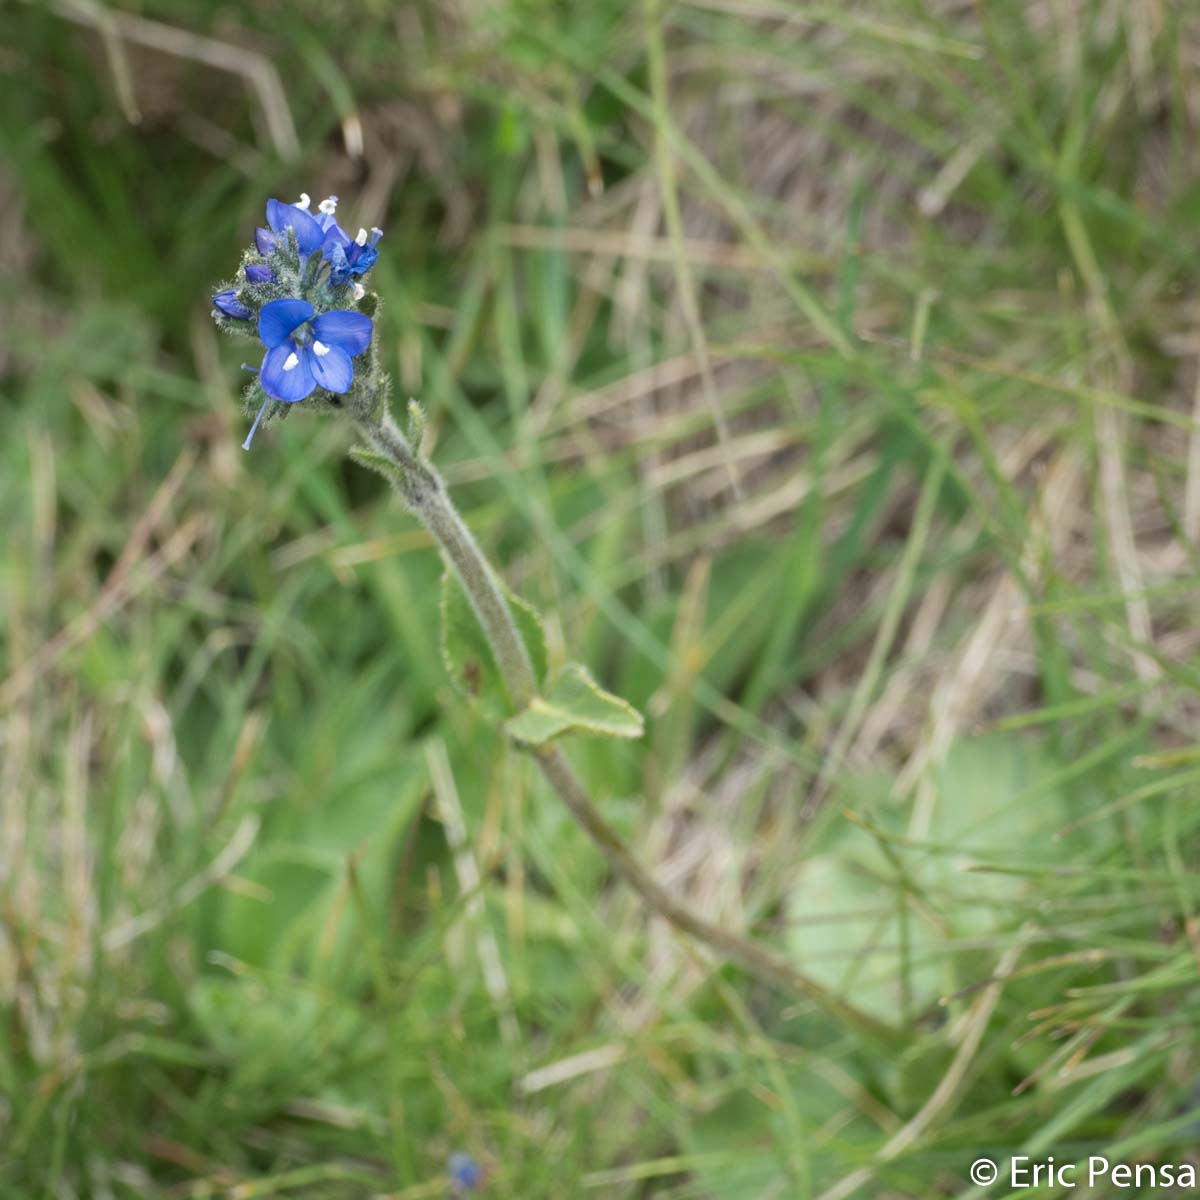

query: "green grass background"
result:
(4, 2), (1200, 1197)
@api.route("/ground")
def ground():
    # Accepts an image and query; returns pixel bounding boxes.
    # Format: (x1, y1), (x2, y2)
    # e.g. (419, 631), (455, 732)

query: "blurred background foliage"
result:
(4, 1), (1200, 1197)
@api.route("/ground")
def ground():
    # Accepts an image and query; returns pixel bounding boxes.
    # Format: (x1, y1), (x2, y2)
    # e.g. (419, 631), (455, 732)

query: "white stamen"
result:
(355, 227), (368, 246)
(294, 192), (311, 210)
(370, 226), (383, 240)
(318, 196), (338, 215)
(351, 283), (365, 301)
(312, 340), (331, 357)
(282, 352), (300, 371)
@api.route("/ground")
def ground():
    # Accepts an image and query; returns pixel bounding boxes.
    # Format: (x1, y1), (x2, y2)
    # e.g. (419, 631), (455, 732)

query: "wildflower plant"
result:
(209, 193), (896, 1047)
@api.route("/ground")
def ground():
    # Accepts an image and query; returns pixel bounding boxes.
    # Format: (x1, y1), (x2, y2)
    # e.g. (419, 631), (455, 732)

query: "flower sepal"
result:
(300, 246), (327, 291)
(269, 224), (304, 277)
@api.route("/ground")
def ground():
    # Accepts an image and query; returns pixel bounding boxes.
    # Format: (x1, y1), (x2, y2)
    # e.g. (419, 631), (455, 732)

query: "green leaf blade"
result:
(440, 570), (548, 717)
(505, 663), (644, 747)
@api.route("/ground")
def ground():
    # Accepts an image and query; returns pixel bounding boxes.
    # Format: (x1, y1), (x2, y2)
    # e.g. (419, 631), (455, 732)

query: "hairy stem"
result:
(358, 414), (536, 707)
(357, 412), (899, 1046)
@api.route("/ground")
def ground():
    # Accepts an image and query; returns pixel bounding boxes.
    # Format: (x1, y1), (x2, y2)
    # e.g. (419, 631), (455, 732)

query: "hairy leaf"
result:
(440, 570), (548, 716)
(505, 663), (643, 747)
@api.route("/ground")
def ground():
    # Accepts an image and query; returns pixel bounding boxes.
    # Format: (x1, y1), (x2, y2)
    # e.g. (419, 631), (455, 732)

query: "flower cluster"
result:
(210, 193), (383, 448)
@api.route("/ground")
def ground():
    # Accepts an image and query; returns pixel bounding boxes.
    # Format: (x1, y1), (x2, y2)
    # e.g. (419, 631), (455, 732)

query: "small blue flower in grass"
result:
(213, 288), (251, 320)
(258, 298), (373, 402)
(448, 1152), (483, 1192)
(215, 192), (384, 449)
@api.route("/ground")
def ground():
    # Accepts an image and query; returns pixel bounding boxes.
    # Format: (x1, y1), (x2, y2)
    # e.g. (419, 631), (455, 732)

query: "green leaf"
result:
(505, 663), (644, 747)
(406, 399), (428, 450)
(784, 734), (1071, 1023)
(440, 570), (548, 716)
(348, 445), (405, 488)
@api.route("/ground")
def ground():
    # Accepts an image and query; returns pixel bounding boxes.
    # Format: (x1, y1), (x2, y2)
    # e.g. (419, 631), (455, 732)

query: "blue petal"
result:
(310, 310), (373, 356)
(258, 298), (314, 348)
(261, 342), (316, 402)
(350, 245), (378, 276)
(255, 226), (276, 256)
(327, 243), (352, 286)
(308, 343), (354, 394)
(321, 224), (352, 261)
(213, 288), (251, 320)
(264, 199), (291, 234)
(265, 199), (325, 256)
(245, 263), (275, 283)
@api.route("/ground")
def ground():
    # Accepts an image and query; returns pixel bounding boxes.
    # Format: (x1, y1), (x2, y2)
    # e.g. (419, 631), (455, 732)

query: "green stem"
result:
(356, 412), (899, 1047)
(358, 414), (536, 707)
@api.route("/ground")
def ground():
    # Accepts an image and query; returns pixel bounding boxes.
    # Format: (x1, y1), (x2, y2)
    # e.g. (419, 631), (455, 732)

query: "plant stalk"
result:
(360, 414), (537, 707)
(357, 413), (899, 1047)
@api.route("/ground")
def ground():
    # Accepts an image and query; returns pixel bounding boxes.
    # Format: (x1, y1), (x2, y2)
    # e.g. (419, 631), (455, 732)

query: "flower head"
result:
(257, 297), (373, 403)
(211, 190), (384, 449)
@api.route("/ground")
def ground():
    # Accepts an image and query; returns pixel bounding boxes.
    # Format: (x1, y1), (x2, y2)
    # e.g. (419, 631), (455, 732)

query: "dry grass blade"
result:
(1, 449), (201, 708)
(817, 927), (1034, 1200)
(645, 0), (744, 499)
(49, 0), (300, 160)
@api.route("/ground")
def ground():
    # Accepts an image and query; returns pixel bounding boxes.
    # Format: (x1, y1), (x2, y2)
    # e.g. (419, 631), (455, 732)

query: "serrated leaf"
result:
(505, 663), (643, 747)
(440, 570), (548, 716)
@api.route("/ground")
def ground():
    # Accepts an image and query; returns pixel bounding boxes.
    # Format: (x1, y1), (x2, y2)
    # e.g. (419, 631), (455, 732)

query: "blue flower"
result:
(310, 194), (383, 285)
(448, 1153), (483, 1191)
(324, 224), (383, 285)
(253, 194), (382, 287)
(221, 193), (383, 450)
(264, 193), (327, 261)
(213, 288), (251, 320)
(257, 297), (372, 402)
